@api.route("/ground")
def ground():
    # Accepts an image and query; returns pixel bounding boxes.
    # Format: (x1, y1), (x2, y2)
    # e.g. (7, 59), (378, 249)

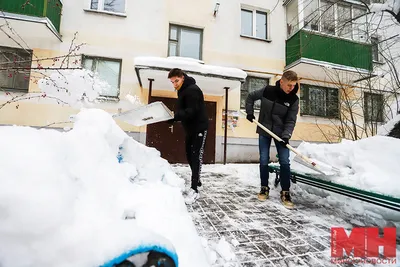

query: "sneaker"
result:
(280, 191), (294, 209)
(257, 186), (270, 201)
(185, 188), (200, 204)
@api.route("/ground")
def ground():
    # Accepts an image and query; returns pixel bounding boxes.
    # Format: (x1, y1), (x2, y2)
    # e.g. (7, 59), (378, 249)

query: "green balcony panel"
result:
(286, 29), (372, 71)
(0, 0), (62, 32)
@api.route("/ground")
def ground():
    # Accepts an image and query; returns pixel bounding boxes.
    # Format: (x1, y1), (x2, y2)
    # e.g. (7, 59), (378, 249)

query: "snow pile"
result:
(0, 108), (209, 267)
(289, 135), (400, 197)
(377, 113), (400, 136)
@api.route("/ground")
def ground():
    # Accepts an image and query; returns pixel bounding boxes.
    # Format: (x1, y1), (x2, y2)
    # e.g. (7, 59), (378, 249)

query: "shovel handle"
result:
(240, 110), (317, 166)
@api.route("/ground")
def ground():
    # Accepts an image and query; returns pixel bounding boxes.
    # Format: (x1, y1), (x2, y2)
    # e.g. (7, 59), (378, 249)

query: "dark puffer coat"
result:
(174, 74), (208, 135)
(245, 80), (299, 139)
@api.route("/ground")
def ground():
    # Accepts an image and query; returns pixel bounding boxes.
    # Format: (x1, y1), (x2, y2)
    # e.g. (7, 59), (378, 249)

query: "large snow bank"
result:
(0, 108), (209, 267)
(377, 113), (400, 136)
(289, 136), (400, 198)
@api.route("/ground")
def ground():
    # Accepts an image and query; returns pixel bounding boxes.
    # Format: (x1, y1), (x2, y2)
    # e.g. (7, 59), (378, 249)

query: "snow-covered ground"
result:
(0, 108), (209, 267)
(173, 163), (400, 267)
(1, 107), (400, 266)
(289, 135), (400, 198)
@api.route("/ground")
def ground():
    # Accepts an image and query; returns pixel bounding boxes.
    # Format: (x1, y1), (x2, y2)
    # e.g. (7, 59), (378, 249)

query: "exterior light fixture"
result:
(214, 2), (220, 17)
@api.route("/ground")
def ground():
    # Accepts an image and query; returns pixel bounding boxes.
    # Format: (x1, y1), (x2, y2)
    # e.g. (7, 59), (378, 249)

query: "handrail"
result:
(269, 164), (400, 212)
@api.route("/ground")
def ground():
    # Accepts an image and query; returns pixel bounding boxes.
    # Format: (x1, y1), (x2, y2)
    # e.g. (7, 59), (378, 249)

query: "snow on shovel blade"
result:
(113, 101), (173, 126)
(293, 154), (340, 176)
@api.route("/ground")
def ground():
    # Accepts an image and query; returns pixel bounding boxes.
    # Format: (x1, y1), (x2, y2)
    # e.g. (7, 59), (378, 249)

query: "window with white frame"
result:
(371, 36), (380, 62)
(0, 46), (32, 92)
(240, 76), (270, 110)
(90, 0), (126, 14)
(168, 24), (203, 60)
(241, 6), (268, 40)
(82, 55), (122, 98)
(300, 84), (339, 118)
(302, 0), (368, 42)
(364, 92), (384, 122)
(303, 0), (319, 31)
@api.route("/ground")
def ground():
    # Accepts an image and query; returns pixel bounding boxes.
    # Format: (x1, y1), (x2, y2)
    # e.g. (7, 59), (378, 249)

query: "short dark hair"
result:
(282, 70), (298, 82)
(168, 68), (184, 78)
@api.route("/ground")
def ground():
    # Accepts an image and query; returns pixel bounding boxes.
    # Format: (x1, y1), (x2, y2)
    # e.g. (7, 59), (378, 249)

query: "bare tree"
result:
(0, 1), (87, 111)
(294, 0), (400, 141)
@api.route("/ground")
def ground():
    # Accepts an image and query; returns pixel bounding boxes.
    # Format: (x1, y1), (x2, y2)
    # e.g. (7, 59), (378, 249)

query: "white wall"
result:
(58, 0), (286, 72)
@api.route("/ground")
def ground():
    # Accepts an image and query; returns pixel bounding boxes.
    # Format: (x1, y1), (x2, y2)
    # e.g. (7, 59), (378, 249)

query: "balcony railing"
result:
(286, 29), (373, 71)
(0, 0), (62, 32)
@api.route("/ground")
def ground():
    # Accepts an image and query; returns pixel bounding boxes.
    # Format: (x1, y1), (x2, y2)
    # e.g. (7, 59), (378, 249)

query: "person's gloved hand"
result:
(246, 114), (255, 122)
(279, 137), (289, 146)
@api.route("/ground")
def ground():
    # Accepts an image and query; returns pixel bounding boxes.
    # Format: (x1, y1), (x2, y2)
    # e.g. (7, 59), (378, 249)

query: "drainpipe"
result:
(223, 87), (229, 165)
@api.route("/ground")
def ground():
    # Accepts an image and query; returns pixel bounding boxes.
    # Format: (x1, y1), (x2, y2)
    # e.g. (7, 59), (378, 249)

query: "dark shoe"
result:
(257, 186), (270, 201)
(280, 191), (294, 209)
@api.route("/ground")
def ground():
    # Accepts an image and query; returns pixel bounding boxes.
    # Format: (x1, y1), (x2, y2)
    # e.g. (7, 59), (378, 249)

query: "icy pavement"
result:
(172, 164), (400, 267)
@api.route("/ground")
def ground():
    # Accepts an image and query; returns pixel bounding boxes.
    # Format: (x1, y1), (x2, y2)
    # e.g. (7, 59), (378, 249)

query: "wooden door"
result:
(146, 96), (216, 164)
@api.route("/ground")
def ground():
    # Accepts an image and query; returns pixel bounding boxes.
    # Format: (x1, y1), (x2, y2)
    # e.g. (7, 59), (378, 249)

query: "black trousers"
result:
(185, 130), (207, 192)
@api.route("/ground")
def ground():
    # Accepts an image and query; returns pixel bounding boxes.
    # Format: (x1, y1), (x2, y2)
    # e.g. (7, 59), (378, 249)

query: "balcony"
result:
(285, 29), (373, 82)
(0, 0), (63, 41)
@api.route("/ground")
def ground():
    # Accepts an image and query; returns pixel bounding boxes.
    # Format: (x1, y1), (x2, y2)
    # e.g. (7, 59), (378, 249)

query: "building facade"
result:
(1, 0), (397, 163)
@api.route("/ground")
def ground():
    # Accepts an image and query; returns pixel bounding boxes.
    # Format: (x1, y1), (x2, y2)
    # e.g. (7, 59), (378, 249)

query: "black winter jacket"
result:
(173, 74), (208, 135)
(245, 80), (299, 139)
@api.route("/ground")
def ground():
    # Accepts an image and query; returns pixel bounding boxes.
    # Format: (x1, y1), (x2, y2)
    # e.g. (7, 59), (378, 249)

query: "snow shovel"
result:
(113, 101), (174, 126)
(240, 111), (341, 176)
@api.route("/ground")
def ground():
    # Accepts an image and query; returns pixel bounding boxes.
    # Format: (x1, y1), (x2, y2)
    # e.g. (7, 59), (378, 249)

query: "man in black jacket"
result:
(245, 70), (299, 209)
(167, 68), (208, 204)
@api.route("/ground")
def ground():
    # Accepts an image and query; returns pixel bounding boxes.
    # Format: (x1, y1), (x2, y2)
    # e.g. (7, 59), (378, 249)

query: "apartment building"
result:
(1, 0), (396, 164)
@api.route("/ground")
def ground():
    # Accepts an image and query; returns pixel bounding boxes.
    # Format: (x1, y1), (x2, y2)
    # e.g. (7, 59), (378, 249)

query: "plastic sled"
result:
(100, 244), (178, 267)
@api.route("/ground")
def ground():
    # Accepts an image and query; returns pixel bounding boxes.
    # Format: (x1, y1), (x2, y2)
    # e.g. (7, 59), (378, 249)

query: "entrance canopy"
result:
(285, 58), (376, 85)
(134, 56), (247, 96)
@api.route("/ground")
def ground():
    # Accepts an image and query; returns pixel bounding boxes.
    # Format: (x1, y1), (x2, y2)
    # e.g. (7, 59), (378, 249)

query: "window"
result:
(371, 36), (380, 62)
(300, 84), (339, 118)
(304, 0), (319, 31)
(364, 92), (383, 122)
(82, 56), (122, 98)
(168, 25), (203, 60)
(241, 7), (268, 40)
(240, 76), (270, 110)
(286, 0), (299, 36)
(337, 4), (352, 39)
(301, 0), (368, 42)
(90, 0), (125, 13)
(320, 0), (335, 35)
(0, 46), (32, 92)
(353, 7), (368, 42)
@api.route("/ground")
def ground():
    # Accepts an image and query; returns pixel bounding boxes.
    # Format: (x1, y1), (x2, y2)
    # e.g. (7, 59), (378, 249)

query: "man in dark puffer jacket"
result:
(167, 68), (208, 205)
(245, 70), (299, 209)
